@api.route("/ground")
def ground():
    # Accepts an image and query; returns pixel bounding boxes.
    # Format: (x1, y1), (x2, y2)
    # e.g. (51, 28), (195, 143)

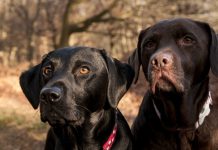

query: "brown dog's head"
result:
(129, 18), (218, 94)
(20, 47), (134, 127)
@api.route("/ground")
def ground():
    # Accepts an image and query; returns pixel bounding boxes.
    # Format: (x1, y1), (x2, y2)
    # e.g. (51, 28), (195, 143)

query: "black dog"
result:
(20, 47), (134, 150)
(129, 18), (218, 150)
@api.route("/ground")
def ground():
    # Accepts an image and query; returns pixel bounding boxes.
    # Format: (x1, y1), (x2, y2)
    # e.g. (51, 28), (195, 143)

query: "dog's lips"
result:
(41, 111), (66, 125)
(149, 70), (183, 94)
(40, 106), (84, 127)
(40, 106), (68, 125)
(48, 118), (66, 126)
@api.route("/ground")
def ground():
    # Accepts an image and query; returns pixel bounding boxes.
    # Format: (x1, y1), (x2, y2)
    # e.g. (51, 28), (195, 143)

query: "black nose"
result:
(40, 87), (62, 103)
(151, 52), (173, 68)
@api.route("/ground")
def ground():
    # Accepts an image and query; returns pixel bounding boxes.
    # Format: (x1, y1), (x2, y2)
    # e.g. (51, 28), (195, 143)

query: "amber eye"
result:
(42, 65), (53, 77)
(79, 66), (90, 74)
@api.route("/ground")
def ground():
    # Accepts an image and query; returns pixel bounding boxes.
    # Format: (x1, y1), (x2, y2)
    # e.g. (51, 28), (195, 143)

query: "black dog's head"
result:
(20, 47), (134, 126)
(129, 18), (218, 94)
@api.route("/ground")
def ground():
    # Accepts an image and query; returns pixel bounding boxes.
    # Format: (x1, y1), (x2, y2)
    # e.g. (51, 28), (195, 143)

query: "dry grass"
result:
(0, 68), (49, 150)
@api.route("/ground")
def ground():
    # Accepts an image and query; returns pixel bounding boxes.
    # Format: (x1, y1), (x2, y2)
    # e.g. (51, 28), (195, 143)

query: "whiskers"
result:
(40, 102), (91, 124)
(32, 109), (41, 119)
(73, 104), (91, 113)
(40, 99), (48, 104)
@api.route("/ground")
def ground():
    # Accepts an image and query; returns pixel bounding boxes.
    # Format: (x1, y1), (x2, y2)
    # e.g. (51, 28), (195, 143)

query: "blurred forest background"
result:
(0, 0), (218, 149)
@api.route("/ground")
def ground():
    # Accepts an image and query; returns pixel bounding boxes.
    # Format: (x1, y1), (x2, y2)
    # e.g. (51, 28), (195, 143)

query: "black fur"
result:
(20, 47), (134, 150)
(129, 18), (218, 150)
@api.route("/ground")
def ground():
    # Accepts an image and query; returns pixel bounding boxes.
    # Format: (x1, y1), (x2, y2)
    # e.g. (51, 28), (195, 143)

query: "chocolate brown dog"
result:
(20, 47), (134, 150)
(129, 18), (218, 149)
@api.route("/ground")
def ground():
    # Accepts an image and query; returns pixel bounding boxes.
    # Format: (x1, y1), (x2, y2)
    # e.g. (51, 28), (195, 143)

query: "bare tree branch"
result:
(58, 0), (120, 48)
(11, 0), (41, 62)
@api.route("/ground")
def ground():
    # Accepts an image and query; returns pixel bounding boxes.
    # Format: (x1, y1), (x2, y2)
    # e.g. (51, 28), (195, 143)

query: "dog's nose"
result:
(151, 52), (173, 68)
(40, 87), (62, 103)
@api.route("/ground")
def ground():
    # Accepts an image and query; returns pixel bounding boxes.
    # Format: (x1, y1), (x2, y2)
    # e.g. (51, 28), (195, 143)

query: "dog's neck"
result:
(151, 77), (211, 131)
(153, 91), (212, 129)
(53, 108), (117, 149)
(85, 109), (117, 148)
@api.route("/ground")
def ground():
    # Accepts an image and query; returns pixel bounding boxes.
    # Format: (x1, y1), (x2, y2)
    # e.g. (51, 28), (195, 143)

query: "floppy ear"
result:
(101, 50), (135, 108)
(197, 21), (218, 76)
(128, 29), (147, 83)
(209, 29), (218, 76)
(19, 64), (42, 109)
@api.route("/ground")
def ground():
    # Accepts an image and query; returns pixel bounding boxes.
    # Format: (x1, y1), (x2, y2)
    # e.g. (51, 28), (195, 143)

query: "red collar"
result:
(103, 123), (118, 150)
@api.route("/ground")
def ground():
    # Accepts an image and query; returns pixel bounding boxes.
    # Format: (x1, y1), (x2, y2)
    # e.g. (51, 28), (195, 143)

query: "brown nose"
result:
(151, 52), (173, 68)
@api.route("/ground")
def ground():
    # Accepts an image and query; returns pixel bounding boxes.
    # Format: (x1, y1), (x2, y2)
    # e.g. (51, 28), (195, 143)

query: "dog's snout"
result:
(151, 52), (173, 68)
(40, 87), (62, 103)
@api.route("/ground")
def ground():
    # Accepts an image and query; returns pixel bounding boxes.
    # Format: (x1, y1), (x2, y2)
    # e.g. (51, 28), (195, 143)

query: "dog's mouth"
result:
(149, 70), (184, 94)
(40, 106), (85, 127)
(40, 110), (66, 126)
(41, 112), (66, 126)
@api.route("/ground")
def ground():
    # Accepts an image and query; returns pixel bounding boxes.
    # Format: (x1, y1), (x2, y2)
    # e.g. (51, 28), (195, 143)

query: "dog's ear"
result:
(19, 64), (42, 109)
(100, 50), (134, 108)
(128, 29), (147, 83)
(209, 29), (218, 76)
(197, 21), (218, 76)
(128, 49), (140, 84)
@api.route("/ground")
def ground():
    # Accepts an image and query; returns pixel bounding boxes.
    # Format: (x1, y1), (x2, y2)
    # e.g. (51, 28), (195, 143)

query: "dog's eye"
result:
(42, 65), (53, 77)
(181, 35), (195, 45)
(144, 40), (156, 49)
(79, 66), (90, 75)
